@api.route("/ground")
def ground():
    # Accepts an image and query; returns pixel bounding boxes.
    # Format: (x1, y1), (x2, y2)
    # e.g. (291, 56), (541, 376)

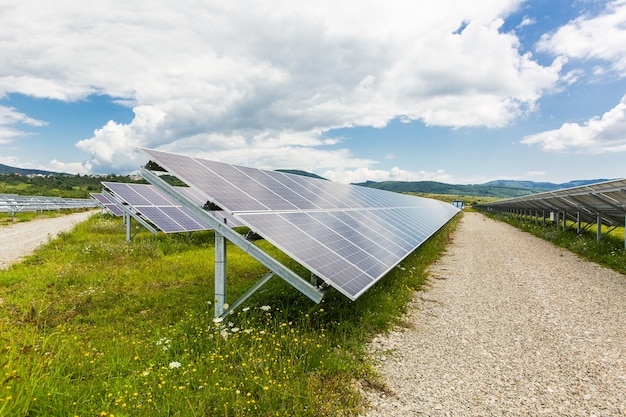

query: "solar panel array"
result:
(101, 182), (242, 234)
(475, 178), (626, 227)
(91, 193), (124, 216)
(1, 194), (98, 214)
(139, 148), (460, 300)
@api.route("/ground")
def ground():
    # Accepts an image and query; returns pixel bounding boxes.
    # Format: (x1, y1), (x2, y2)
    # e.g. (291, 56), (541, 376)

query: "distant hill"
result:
(481, 179), (610, 191)
(0, 163), (62, 176)
(354, 179), (613, 198)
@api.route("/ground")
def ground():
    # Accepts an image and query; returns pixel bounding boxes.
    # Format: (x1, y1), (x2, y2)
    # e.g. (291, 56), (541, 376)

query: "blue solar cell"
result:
(139, 148), (460, 300)
(91, 193), (124, 216)
(103, 181), (221, 233)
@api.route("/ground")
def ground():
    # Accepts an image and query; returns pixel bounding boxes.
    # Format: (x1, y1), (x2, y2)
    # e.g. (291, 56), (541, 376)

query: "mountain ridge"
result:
(354, 178), (614, 198)
(0, 163), (64, 176)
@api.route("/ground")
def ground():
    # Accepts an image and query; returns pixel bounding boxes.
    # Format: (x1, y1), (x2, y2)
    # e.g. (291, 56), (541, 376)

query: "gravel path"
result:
(0, 211), (94, 269)
(362, 212), (626, 417)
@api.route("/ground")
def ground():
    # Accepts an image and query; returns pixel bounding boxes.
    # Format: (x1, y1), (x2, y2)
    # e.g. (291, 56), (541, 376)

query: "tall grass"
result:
(1, 213), (460, 416)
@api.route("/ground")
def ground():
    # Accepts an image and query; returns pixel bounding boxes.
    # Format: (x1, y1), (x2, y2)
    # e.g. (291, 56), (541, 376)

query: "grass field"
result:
(0, 212), (461, 416)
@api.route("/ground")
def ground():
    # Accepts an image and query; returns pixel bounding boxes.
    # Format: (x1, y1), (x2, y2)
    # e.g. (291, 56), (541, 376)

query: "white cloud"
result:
(0, 0), (560, 173)
(75, 105), (166, 172)
(521, 94), (626, 153)
(517, 16), (536, 28)
(0, 105), (47, 143)
(48, 160), (90, 175)
(323, 166), (457, 184)
(537, 0), (626, 76)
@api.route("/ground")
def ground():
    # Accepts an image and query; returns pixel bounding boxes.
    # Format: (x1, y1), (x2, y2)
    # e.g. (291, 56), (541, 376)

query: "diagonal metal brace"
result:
(139, 167), (324, 316)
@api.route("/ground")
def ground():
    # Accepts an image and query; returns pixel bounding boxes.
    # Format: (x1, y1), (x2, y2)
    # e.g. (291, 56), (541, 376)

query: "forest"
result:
(0, 173), (143, 198)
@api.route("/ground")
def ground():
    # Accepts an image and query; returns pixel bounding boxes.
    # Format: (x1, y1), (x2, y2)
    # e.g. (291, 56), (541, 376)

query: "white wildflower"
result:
(169, 361), (182, 369)
(260, 305), (271, 311)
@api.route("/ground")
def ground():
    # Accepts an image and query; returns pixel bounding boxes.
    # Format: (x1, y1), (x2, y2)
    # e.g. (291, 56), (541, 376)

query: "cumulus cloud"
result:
(518, 1), (626, 157)
(0, 105), (46, 144)
(537, 0), (626, 76)
(517, 16), (536, 28)
(323, 166), (457, 184)
(521, 94), (626, 153)
(0, 0), (562, 174)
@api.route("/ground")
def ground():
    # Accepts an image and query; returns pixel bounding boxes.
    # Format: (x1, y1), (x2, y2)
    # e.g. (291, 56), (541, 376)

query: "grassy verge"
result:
(1, 212), (461, 416)
(481, 211), (626, 275)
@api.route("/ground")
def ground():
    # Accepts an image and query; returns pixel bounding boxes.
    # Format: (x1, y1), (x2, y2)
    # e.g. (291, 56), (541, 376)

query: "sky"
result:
(1, 0), (625, 184)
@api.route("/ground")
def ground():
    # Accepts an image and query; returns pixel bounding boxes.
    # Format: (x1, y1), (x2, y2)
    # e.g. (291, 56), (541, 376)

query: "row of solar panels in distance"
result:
(1, 194), (98, 212)
(475, 178), (626, 226)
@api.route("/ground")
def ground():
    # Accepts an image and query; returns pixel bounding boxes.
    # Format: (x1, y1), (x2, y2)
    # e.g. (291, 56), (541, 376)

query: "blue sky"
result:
(1, 0), (625, 184)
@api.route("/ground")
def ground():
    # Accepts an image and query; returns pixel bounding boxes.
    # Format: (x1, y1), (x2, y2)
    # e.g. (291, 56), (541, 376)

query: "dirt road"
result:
(363, 212), (626, 416)
(0, 211), (94, 269)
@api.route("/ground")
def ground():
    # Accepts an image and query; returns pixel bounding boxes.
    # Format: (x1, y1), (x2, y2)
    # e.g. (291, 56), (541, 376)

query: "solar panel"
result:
(102, 182), (207, 233)
(91, 193), (124, 216)
(139, 148), (460, 300)
(1, 194), (98, 213)
(476, 178), (626, 227)
(102, 182), (243, 233)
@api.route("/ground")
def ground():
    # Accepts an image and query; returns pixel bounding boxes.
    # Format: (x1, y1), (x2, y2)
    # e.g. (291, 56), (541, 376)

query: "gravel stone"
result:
(361, 212), (626, 417)
(0, 211), (94, 269)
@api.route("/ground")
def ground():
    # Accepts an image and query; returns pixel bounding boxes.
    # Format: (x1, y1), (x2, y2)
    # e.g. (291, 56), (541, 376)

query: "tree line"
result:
(0, 174), (144, 199)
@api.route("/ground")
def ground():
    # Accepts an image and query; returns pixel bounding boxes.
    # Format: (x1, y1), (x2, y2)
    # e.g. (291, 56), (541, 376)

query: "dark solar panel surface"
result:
(102, 182), (216, 233)
(91, 193), (124, 216)
(140, 148), (460, 300)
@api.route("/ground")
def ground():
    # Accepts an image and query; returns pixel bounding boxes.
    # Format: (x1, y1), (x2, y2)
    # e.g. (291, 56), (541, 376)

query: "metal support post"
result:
(555, 211), (560, 229)
(597, 213), (602, 242)
(215, 231), (227, 318)
(140, 167), (324, 318)
(577, 212), (581, 234)
(126, 213), (131, 241)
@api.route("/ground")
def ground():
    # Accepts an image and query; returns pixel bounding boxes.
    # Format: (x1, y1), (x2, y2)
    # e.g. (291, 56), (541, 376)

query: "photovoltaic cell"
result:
(139, 148), (460, 300)
(102, 182), (242, 233)
(91, 193), (124, 216)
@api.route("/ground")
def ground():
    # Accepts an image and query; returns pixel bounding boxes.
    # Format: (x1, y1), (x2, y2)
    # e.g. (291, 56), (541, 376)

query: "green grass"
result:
(481, 211), (626, 275)
(0, 212), (461, 416)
